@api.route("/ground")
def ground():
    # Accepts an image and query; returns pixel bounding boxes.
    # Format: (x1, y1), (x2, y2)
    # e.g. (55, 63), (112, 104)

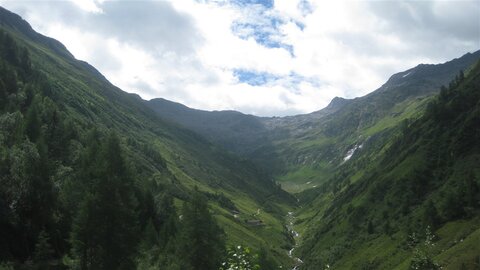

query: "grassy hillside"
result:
(266, 52), (480, 192)
(295, 61), (480, 269)
(147, 51), (480, 193)
(0, 7), (295, 268)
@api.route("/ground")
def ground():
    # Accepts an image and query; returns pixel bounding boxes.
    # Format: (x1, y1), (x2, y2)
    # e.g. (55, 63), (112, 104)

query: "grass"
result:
(212, 192), (296, 267)
(363, 97), (430, 137)
(277, 165), (332, 193)
(435, 218), (480, 269)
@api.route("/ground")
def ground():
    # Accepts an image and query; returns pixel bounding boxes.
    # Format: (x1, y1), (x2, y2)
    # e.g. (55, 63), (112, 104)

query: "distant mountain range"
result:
(1, 5), (479, 269)
(147, 50), (480, 192)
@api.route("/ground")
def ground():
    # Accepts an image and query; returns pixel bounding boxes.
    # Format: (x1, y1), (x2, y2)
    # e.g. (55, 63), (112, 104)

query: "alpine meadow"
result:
(0, 2), (479, 270)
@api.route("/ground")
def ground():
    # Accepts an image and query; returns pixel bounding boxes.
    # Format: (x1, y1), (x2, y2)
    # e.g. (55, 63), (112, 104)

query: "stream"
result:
(286, 211), (303, 270)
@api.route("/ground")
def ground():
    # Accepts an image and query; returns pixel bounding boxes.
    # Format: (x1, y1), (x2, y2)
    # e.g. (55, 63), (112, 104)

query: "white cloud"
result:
(0, 0), (478, 116)
(70, 0), (102, 13)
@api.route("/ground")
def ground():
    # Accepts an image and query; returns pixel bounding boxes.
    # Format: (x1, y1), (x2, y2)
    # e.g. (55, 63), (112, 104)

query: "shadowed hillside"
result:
(0, 6), (295, 269)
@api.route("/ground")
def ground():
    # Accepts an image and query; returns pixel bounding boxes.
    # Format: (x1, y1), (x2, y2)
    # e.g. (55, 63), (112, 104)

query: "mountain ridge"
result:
(295, 58), (480, 269)
(0, 6), (296, 268)
(146, 50), (480, 192)
(0, 7), (73, 58)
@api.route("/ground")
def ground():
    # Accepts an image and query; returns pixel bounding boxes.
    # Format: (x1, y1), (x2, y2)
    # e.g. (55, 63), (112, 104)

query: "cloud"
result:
(0, 0), (478, 116)
(366, 0), (480, 58)
(12, 0), (202, 56)
(90, 1), (203, 55)
(70, 0), (103, 13)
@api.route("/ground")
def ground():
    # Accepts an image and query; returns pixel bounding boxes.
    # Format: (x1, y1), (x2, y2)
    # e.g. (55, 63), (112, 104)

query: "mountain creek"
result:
(286, 211), (303, 270)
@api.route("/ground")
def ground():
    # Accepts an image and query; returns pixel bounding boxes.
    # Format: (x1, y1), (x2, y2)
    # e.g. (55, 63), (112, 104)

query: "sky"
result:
(0, 0), (479, 116)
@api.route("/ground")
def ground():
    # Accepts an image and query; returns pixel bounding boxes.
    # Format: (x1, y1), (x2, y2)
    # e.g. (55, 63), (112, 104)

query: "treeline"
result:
(0, 31), (276, 269)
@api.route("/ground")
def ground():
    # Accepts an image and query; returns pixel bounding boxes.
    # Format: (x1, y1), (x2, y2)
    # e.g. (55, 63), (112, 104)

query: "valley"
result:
(147, 50), (480, 194)
(147, 50), (480, 268)
(0, 5), (479, 270)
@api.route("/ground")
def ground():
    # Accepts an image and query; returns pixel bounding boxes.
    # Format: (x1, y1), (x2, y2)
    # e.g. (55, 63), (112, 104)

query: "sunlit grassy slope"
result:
(295, 61), (480, 269)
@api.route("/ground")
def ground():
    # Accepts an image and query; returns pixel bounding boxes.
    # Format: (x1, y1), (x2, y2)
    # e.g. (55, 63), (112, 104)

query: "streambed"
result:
(286, 211), (303, 270)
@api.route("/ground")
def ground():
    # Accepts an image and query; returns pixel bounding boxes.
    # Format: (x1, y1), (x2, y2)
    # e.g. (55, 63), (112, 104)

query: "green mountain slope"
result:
(0, 7), (295, 268)
(146, 51), (480, 192)
(295, 60), (480, 269)
(268, 52), (479, 192)
(146, 98), (272, 156)
(144, 48), (480, 269)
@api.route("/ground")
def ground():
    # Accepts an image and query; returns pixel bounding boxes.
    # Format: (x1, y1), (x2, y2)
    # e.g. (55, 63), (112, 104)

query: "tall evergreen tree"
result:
(70, 132), (139, 270)
(23, 102), (41, 142)
(423, 200), (440, 229)
(156, 193), (178, 250)
(33, 230), (54, 269)
(176, 188), (225, 270)
(0, 80), (7, 108)
(257, 246), (278, 270)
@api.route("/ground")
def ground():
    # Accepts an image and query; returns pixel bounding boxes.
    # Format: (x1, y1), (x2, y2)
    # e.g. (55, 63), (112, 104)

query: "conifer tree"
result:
(0, 80), (7, 108)
(423, 200), (440, 229)
(33, 230), (54, 269)
(257, 246), (278, 270)
(70, 132), (139, 270)
(156, 193), (178, 250)
(176, 188), (225, 270)
(24, 103), (41, 142)
(367, 220), (374, 234)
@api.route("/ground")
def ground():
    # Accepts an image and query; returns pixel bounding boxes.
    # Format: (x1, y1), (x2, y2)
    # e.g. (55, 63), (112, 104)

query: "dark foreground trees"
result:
(176, 188), (225, 270)
(0, 31), (230, 269)
(70, 133), (138, 269)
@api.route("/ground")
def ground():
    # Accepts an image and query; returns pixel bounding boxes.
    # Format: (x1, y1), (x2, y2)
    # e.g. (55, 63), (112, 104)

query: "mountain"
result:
(0, 6), (294, 268)
(295, 59), (480, 269)
(147, 51), (480, 192)
(146, 98), (270, 156)
(268, 51), (480, 192)
(145, 48), (480, 269)
(1, 5), (479, 270)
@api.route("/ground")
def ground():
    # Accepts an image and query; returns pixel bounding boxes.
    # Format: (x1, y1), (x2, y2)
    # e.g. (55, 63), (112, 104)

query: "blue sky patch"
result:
(233, 69), (279, 86)
(226, 0), (312, 56)
(231, 16), (295, 56)
(298, 0), (314, 16)
(295, 21), (305, 31)
(231, 0), (274, 9)
(233, 70), (322, 90)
